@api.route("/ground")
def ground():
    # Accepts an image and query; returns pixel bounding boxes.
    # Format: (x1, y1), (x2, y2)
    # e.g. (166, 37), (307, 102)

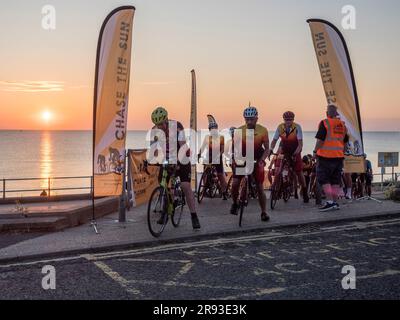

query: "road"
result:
(1, 216), (399, 300)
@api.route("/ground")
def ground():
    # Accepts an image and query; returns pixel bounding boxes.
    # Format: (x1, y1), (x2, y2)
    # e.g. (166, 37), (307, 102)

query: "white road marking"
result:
(357, 270), (400, 280)
(1, 218), (399, 269)
(90, 260), (141, 296)
(217, 287), (286, 300)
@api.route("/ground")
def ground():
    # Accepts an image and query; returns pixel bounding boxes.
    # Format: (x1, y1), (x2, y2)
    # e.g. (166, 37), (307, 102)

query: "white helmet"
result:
(243, 106), (258, 118)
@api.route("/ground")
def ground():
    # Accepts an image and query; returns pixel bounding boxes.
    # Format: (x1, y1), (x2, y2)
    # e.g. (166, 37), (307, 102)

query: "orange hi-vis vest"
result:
(317, 118), (346, 159)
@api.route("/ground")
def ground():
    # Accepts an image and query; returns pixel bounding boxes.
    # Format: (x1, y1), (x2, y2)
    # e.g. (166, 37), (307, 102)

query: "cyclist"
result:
(150, 106), (201, 229)
(224, 127), (237, 166)
(302, 154), (313, 194)
(267, 145), (282, 187)
(269, 111), (310, 203)
(197, 116), (228, 200)
(351, 154), (373, 198)
(230, 106), (270, 222)
(364, 155), (373, 197)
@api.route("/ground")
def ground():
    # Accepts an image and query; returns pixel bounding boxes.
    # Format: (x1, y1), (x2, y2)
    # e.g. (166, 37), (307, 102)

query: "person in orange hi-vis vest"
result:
(313, 105), (349, 212)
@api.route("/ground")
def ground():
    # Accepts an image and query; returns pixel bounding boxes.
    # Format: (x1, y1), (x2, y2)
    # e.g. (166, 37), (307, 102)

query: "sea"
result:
(0, 131), (399, 197)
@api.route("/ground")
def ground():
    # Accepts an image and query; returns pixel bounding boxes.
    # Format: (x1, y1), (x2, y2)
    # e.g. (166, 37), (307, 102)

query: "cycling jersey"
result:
(273, 123), (303, 154)
(236, 124), (269, 161)
(205, 134), (225, 163)
(150, 120), (187, 162)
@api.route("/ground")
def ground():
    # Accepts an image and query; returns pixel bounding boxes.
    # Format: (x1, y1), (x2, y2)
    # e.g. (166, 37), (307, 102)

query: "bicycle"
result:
(145, 161), (186, 238)
(270, 153), (296, 210)
(197, 162), (222, 203)
(234, 161), (259, 227)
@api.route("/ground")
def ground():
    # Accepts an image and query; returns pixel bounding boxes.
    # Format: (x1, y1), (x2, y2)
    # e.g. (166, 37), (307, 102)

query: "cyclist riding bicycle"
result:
(150, 106), (200, 229)
(224, 127), (237, 167)
(197, 116), (228, 200)
(267, 145), (283, 187)
(269, 111), (310, 203)
(302, 154), (313, 194)
(230, 105), (270, 222)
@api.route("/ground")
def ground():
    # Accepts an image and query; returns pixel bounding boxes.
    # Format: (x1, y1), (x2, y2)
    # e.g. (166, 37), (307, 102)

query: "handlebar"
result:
(143, 160), (178, 176)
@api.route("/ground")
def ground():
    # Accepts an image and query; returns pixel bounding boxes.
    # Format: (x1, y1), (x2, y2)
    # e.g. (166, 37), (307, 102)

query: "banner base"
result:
(356, 196), (382, 204)
(91, 220), (100, 234)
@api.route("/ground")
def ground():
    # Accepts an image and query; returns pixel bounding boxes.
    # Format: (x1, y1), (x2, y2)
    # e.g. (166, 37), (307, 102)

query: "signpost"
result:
(378, 152), (399, 190)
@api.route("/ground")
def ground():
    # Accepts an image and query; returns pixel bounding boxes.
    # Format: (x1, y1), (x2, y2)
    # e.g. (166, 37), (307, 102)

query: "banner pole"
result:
(91, 176), (99, 234)
(190, 69), (197, 193)
(119, 150), (127, 223)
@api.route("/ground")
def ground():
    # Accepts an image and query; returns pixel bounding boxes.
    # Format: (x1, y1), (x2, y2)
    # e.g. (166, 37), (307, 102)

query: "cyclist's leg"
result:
(331, 159), (344, 205)
(178, 163), (200, 229)
(293, 174), (299, 198)
(231, 176), (242, 204)
(216, 163), (228, 194)
(343, 172), (352, 199)
(366, 174), (372, 197)
(359, 174), (366, 197)
(294, 154), (309, 202)
(351, 173), (358, 198)
(254, 161), (268, 220)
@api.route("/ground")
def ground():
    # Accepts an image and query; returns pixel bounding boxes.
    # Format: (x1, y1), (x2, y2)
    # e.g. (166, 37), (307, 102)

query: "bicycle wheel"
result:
(270, 175), (281, 210)
(209, 181), (219, 198)
(172, 188), (185, 227)
(283, 186), (290, 202)
(238, 178), (248, 227)
(197, 170), (209, 203)
(147, 187), (168, 238)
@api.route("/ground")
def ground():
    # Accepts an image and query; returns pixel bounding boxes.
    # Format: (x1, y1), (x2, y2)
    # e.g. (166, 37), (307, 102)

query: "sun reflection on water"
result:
(40, 131), (53, 189)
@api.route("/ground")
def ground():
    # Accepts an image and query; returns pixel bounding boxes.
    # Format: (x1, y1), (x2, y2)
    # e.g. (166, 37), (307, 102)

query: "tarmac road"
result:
(0, 216), (399, 300)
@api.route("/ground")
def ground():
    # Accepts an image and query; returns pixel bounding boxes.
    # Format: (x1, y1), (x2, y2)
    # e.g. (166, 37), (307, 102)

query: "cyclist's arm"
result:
(260, 133), (270, 163)
(294, 124), (303, 155)
(177, 126), (191, 157)
(313, 121), (326, 156)
(294, 139), (303, 155)
(269, 127), (280, 154)
(197, 135), (209, 158)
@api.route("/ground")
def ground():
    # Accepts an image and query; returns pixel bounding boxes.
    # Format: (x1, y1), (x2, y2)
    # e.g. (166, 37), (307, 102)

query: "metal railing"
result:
(372, 172), (399, 184)
(2, 176), (93, 199)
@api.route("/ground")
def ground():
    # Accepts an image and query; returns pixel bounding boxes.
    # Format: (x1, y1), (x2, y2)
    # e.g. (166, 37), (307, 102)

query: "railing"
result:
(372, 172), (399, 183)
(1, 176), (93, 199)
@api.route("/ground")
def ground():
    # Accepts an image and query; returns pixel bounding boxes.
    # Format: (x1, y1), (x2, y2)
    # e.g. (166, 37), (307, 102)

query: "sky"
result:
(0, 0), (399, 131)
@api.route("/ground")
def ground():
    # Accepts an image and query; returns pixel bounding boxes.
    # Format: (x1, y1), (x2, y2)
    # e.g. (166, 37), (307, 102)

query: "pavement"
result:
(0, 197), (118, 233)
(0, 191), (399, 264)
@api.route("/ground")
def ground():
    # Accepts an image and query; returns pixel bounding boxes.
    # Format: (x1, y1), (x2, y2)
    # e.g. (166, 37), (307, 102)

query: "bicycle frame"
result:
(270, 153), (296, 209)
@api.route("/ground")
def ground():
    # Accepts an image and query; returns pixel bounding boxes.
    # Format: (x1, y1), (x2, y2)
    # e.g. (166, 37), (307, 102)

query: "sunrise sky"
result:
(0, 0), (399, 131)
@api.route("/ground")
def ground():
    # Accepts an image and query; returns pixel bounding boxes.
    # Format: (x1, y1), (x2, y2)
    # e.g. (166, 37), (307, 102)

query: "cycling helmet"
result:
(243, 106), (258, 118)
(151, 107), (168, 125)
(283, 111), (295, 121)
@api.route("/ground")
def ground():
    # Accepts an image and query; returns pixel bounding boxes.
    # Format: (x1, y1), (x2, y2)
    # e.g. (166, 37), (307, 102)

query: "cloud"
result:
(0, 81), (64, 92)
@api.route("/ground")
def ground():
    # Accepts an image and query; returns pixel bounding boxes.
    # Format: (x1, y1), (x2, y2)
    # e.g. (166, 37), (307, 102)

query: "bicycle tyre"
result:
(270, 176), (281, 210)
(226, 175), (234, 199)
(172, 189), (185, 227)
(239, 203), (245, 227)
(283, 188), (290, 202)
(238, 178), (248, 227)
(197, 171), (208, 204)
(147, 187), (168, 238)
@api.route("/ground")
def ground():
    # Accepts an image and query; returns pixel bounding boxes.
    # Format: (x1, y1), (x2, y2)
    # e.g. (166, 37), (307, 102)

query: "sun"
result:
(42, 111), (52, 123)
